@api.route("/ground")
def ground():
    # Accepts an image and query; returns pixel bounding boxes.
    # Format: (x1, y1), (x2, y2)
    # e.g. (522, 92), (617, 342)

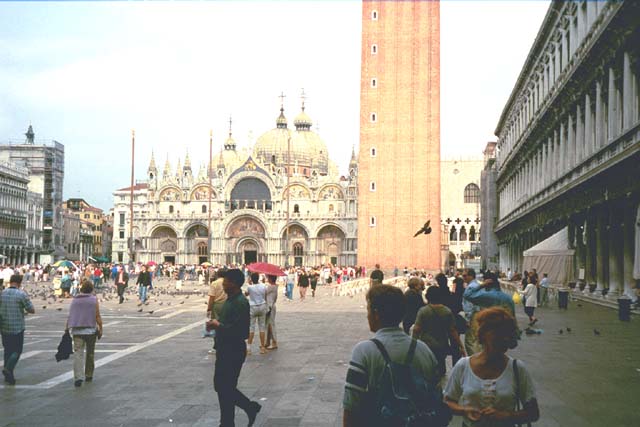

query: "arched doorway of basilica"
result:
(151, 226), (178, 265)
(238, 240), (258, 265)
(226, 216), (266, 265)
(185, 224), (209, 264)
(317, 224), (345, 266)
(282, 224), (308, 267)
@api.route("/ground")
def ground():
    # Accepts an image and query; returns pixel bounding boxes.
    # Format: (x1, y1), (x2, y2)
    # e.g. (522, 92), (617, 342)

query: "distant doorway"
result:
(244, 250), (257, 264)
(294, 256), (302, 266)
(198, 256), (208, 265)
(164, 255), (175, 265)
(330, 256), (337, 266)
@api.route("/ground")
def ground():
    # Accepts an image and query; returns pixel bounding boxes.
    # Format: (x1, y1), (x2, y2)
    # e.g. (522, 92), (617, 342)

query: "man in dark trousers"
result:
(207, 269), (261, 427)
(114, 265), (129, 304)
(1, 275), (35, 385)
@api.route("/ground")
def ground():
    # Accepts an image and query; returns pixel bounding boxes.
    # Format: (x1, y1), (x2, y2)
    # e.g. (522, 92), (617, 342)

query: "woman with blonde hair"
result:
(444, 307), (539, 426)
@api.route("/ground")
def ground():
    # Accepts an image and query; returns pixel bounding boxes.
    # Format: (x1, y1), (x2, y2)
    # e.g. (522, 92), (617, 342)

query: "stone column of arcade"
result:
(583, 217), (594, 293)
(595, 207), (609, 295)
(607, 203), (623, 298)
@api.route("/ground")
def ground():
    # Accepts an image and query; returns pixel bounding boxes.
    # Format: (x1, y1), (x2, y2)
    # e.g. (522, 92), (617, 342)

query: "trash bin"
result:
(618, 296), (631, 321)
(558, 288), (569, 309)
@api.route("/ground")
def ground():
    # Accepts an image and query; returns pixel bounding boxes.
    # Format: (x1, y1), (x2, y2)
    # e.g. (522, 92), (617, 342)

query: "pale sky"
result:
(0, 0), (550, 210)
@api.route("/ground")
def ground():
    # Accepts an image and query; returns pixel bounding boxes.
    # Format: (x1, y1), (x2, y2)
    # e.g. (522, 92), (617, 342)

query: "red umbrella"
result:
(247, 262), (286, 277)
(147, 261), (158, 267)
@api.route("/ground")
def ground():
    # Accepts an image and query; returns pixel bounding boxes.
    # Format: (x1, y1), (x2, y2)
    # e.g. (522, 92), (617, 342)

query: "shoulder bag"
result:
(513, 359), (532, 427)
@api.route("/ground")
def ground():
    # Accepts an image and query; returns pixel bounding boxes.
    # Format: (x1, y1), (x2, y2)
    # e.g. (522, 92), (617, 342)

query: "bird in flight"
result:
(413, 220), (432, 237)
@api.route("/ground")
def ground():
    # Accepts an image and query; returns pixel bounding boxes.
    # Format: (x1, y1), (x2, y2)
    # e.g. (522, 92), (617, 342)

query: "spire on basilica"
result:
(294, 88), (312, 131)
(184, 150), (191, 169)
(148, 150), (158, 173)
(224, 115), (236, 151)
(175, 158), (182, 178)
(163, 155), (171, 179)
(349, 145), (358, 168)
(276, 91), (288, 129)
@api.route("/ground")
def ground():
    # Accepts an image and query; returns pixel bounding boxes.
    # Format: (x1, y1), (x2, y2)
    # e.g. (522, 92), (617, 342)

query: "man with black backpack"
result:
(343, 285), (452, 427)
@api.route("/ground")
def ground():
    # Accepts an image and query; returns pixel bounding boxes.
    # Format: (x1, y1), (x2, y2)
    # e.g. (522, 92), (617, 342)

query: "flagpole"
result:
(129, 129), (135, 263)
(208, 130), (213, 264)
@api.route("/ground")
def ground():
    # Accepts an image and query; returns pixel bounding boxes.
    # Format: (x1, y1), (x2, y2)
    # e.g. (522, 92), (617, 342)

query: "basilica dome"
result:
(254, 107), (329, 175)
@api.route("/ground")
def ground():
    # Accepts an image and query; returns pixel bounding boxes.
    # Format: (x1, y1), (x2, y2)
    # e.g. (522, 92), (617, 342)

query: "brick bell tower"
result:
(357, 0), (441, 272)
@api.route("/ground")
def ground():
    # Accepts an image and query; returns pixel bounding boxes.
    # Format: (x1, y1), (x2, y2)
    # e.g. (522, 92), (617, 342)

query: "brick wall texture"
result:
(357, 0), (441, 271)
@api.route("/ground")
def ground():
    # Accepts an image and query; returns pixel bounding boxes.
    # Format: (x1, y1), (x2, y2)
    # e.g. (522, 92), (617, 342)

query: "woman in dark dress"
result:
(402, 277), (425, 334)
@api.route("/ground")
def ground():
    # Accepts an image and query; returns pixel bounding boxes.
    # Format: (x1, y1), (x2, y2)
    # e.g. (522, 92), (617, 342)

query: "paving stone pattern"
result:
(0, 279), (638, 426)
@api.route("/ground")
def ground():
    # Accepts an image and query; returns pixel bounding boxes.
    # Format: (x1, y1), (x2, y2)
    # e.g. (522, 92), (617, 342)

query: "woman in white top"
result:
(445, 307), (539, 427)
(519, 277), (538, 326)
(246, 272), (268, 355)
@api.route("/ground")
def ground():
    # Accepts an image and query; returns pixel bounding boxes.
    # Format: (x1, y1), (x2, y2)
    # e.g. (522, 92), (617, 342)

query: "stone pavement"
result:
(0, 279), (638, 426)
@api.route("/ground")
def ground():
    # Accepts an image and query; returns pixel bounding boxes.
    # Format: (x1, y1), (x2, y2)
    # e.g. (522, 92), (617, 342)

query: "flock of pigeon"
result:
(22, 279), (209, 315)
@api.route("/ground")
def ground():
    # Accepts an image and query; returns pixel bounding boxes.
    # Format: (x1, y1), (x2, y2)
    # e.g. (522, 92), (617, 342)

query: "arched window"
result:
(459, 226), (468, 241)
(293, 204), (300, 214)
(464, 183), (480, 203)
(201, 205), (207, 213)
(469, 226), (476, 241)
(169, 205), (174, 214)
(231, 177), (272, 211)
(197, 242), (208, 256)
(449, 226), (457, 241)
(371, 10), (378, 20)
(293, 242), (303, 256)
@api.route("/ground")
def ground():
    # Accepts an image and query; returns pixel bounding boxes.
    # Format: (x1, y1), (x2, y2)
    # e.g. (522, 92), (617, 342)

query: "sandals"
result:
(259, 346), (266, 354)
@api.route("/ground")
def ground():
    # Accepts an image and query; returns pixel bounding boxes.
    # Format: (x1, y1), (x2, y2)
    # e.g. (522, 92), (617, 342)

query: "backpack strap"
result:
(404, 338), (418, 365)
(370, 338), (392, 364)
(513, 359), (521, 410)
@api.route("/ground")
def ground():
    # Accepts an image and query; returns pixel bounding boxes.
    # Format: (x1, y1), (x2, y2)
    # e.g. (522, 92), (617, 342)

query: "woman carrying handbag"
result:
(444, 307), (539, 426)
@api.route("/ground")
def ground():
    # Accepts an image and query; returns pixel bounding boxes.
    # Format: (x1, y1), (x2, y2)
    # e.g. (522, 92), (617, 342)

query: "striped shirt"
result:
(343, 327), (439, 414)
(0, 287), (34, 334)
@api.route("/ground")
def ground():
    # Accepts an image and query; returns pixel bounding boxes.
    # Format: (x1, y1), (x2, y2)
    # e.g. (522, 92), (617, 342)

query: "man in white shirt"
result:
(539, 273), (550, 307)
(1, 266), (15, 288)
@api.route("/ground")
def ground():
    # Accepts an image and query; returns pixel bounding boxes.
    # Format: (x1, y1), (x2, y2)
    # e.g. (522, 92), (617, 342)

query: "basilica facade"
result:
(111, 104), (359, 267)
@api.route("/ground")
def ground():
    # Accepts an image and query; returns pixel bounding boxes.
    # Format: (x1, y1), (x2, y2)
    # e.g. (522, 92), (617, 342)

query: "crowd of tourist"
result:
(1, 259), (549, 426)
(345, 268), (541, 426)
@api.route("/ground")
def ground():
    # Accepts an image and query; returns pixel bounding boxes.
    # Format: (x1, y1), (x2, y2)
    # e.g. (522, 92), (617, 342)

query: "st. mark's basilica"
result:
(111, 100), (359, 267)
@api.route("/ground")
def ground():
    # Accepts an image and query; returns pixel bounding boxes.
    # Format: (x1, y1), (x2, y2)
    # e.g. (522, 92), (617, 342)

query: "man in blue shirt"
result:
(461, 268), (480, 355)
(0, 275), (35, 385)
(463, 270), (516, 355)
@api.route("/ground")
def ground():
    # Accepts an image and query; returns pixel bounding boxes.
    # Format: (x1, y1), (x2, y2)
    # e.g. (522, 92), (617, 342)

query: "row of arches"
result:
(135, 218), (349, 266)
(148, 217), (346, 241)
(449, 225), (479, 242)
